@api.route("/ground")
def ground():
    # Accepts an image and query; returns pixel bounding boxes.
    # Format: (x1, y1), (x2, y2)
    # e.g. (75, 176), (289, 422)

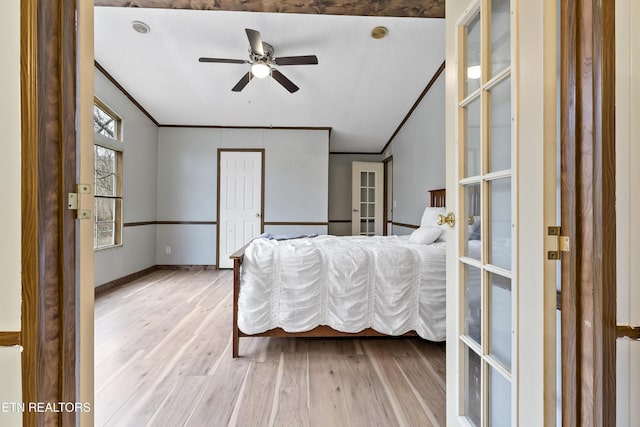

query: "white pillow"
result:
(420, 206), (448, 241)
(420, 207), (446, 228)
(409, 226), (442, 245)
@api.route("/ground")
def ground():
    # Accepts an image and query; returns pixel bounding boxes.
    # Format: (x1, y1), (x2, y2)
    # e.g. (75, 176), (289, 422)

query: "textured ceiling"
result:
(94, 7), (445, 152)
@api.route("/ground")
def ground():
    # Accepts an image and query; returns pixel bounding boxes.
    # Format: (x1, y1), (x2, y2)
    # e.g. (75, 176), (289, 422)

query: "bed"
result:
(230, 188), (447, 357)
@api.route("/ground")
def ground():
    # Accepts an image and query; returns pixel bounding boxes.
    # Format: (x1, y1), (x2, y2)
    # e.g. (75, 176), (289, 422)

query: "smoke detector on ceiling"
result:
(131, 21), (150, 34)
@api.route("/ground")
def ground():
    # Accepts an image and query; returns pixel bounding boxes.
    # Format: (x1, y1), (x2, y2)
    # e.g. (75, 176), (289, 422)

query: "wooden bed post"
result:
(232, 256), (241, 358)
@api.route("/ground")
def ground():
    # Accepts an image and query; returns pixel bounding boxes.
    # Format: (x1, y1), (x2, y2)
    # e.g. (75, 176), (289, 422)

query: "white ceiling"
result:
(94, 7), (445, 153)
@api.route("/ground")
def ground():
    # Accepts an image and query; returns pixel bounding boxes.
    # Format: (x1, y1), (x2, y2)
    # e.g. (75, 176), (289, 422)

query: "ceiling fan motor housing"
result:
(250, 42), (274, 64)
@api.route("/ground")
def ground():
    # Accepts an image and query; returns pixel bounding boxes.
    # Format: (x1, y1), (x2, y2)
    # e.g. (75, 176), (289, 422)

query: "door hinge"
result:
(547, 226), (570, 260)
(68, 184), (92, 219)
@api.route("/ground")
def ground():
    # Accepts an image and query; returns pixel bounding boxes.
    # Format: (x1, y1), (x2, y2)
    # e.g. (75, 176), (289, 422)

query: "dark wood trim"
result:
(560, 1), (616, 426)
(392, 222), (420, 230)
(21, 0), (78, 424)
(95, 266), (158, 297)
(329, 151), (380, 155)
(95, 61), (160, 126)
(617, 326), (640, 340)
(263, 222), (328, 226)
(383, 156), (393, 236)
(217, 149), (265, 269)
(379, 61), (446, 155)
(156, 220), (217, 225)
(123, 220), (218, 227)
(329, 219), (351, 224)
(160, 124), (332, 132)
(123, 221), (156, 227)
(94, 0), (445, 18)
(0, 332), (21, 347)
(156, 264), (217, 271)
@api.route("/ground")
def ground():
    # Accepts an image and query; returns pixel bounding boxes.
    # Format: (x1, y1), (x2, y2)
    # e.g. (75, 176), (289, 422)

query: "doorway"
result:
(351, 161), (384, 236)
(217, 149), (265, 269)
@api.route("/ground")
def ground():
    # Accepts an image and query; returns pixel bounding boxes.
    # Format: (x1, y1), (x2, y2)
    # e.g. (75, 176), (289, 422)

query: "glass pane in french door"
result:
(488, 178), (511, 270)
(489, 77), (511, 172)
(465, 345), (482, 427)
(464, 183), (482, 260)
(489, 272), (511, 370)
(488, 366), (511, 427)
(489, 0), (511, 78)
(464, 263), (482, 345)
(464, 12), (482, 97)
(464, 97), (482, 178)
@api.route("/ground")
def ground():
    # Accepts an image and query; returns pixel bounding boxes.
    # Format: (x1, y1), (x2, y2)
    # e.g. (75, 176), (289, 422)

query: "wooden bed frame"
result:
(230, 188), (446, 357)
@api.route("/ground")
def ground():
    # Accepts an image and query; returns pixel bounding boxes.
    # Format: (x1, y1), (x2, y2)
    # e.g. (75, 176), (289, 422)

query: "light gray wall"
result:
(328, 153), (382, 236)
(389, 73), (446, 235)
(156, 127), (329, 265)
(94, 68), (159, 286)
(0, 1), (23, 423)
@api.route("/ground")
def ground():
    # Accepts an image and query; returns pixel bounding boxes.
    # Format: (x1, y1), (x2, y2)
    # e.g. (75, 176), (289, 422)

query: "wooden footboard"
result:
(230, 244), (418, 358)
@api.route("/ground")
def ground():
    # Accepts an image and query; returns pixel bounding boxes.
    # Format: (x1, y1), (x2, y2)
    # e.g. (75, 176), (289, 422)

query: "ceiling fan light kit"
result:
(199, 28), (318, 93)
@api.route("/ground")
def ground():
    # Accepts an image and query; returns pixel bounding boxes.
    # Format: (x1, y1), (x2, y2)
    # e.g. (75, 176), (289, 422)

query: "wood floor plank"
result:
(339, 354), (401, 427)
(235, 359), (280, 426)
(271, 351), (310, 427)
(94, 270), (446, 426)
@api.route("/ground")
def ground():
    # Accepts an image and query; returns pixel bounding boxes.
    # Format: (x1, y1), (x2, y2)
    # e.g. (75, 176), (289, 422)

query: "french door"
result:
(351, 161), (384, 236)
(453, 1), (515, 425)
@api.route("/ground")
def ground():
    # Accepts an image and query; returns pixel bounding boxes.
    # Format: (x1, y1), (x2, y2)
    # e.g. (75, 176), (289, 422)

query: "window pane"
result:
(464, 97), (481, 178)
(464, 183), (481, 260)
(368, 171), (375, 187)
(488, 367), (511, 427)
(464, 263), (482, 345)
(464, 12), (482, 97)
(95, 145), (117, 197)
(490, 0), (511, 78)
(489, 77), (511, 172)
(361, 188), (367, 203)
(488, 178), (511, 270)
(95, 222), (115, 248)
(360, 171), (367, 187)
(464, 346), (482, 427)
(489, 272), (511, 370)
(95, 198), (115, 222)
(93, 102), (119, 140)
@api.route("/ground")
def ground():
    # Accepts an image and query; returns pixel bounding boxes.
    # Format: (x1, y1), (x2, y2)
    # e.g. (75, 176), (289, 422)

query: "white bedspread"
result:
(238, 235), (446, 341)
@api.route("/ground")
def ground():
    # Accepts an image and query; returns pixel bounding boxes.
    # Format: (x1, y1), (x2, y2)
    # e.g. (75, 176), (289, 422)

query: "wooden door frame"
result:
(383, 156), (393, 236)
(560, 0), (616, 425)
(21, 0), (78, 425)
(19, 0), (616, 425)
(216, 148), (265, 269)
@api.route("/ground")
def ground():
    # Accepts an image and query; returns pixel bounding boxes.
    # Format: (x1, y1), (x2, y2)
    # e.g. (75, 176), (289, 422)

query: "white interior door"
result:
(218, 150), (263, 269)
(351, 161), (384, 236)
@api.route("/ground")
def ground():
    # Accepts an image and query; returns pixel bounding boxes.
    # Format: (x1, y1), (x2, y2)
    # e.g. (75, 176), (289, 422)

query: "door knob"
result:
(352, 209), (359, 212)
(255, 213), (261, 218)
(437, 212), (456, 227)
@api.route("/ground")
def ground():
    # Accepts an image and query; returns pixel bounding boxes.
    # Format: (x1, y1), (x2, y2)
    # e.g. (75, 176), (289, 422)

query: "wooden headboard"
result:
(429, 188), (446, 208)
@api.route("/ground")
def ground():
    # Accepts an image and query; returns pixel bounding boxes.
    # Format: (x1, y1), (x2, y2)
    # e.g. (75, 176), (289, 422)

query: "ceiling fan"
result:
(199, 28), (319, 93)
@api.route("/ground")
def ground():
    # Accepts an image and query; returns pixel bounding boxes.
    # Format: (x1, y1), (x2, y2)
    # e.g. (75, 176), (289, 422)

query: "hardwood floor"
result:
(94, 270), (446, 427)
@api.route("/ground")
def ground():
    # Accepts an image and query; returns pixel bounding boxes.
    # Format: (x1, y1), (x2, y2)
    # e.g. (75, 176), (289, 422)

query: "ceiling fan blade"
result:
(274, 55), (319, 66)
(231, 72), (253, 92)
(199, 57), (249, 64)
(245, 28), (264, 56)
(271, 69), (299, 93)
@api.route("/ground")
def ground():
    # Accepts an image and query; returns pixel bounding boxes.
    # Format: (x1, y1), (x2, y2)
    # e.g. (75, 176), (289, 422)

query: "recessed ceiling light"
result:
(371, 26), (388, 39)
(131, 21), (150, 34)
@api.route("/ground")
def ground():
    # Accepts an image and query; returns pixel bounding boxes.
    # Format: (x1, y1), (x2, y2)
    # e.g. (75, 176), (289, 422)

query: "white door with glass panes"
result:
(445, 0), (558, 425)
(351, 161), (384, 236)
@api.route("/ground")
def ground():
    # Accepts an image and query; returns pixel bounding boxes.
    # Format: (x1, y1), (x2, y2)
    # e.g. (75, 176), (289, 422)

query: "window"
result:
(93, 98), (121, 140)
(93, 99), (123, 249)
